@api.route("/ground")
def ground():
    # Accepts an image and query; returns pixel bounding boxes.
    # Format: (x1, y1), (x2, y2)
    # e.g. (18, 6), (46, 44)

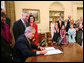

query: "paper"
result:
(44, 47), (63, 55)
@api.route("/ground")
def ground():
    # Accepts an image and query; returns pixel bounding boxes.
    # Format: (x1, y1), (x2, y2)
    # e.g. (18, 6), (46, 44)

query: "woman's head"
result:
(61, 25), (65, 30)
(1, 12), (6, 23)
(55, 23), (58, 29)
(28, 15), (35, 23)
(70, 24), (74, 28)
(70, 19), (74, 24)
(52, 17), (56, 23)
(65, 19), (68, 23)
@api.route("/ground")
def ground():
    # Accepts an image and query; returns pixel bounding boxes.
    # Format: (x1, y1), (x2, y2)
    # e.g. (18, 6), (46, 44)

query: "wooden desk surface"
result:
(25, 43), (83, 62)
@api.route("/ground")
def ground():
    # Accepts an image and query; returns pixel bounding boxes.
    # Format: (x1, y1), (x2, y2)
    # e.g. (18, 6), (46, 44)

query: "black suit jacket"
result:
(64, 22), (70, 32)
(57, 20), (64, 30)
(13, 19), (29, 41)
(13, 34), (39, 62)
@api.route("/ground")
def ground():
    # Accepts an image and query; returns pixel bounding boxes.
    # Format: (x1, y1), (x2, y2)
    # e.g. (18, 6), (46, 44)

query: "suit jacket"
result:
(68, 19), (70, 25)
(13, 34), (39, 62)
(13, 19), (29, 41)
(64, 22), (70, 32)
(57, 20), (64, 30)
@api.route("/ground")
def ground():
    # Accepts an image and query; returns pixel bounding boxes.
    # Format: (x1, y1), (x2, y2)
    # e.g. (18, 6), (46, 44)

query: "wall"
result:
(14, 1), (83, 33)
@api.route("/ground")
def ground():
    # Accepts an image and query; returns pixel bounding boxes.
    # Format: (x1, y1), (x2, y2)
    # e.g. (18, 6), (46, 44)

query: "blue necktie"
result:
(23, 22), (26, 28)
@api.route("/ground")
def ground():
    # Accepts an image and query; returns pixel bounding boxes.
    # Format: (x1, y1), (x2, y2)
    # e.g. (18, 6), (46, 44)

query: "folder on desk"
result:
(44, 47), (63, 55)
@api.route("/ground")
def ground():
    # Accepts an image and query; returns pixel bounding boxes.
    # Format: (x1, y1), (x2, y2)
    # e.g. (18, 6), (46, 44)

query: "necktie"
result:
(60, 22), (61, 27)
(23, 22), (26, 28)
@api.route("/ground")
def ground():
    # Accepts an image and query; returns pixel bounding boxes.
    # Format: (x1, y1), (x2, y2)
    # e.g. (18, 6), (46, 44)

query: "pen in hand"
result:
(40, 47), (45, 51)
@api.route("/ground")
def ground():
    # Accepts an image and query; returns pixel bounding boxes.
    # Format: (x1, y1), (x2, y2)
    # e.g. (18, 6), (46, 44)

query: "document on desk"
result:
(44, 47), (63, 55)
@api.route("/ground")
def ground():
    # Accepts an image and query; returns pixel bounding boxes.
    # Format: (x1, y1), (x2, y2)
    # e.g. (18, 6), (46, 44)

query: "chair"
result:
(45, 32), (52, 46)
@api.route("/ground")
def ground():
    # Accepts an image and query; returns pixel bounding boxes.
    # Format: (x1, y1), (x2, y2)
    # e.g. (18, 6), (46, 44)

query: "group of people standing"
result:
(1, 8), (83, 62)
(1, 10), (47, 62)
(13, 12), (38, 45)
(51, 16), (83, 45)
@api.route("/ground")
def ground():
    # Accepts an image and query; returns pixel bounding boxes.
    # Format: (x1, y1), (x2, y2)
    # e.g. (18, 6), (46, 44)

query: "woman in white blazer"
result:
(51, 18), (56, 39)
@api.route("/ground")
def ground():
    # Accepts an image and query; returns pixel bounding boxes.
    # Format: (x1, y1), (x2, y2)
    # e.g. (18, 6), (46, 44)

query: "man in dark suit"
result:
(64, 19), (70, 33)
(57, 17), (64, 31)
(13, 26), (47, 62)
(13, 11), (30, 41)
(67, 15), (72, 28)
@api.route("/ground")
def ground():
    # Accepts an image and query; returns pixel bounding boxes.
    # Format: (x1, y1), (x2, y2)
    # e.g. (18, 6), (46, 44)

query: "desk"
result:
(25, 43), (83, 62)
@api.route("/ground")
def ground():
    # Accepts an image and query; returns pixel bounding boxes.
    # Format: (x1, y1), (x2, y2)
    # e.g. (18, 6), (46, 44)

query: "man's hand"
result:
(33, 39), (36, 41)
(40, 50), (47, 54)
(40, 47), (45, 51)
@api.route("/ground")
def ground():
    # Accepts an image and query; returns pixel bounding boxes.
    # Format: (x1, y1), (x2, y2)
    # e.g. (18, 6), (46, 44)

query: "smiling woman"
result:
(28, 15), (38, 45)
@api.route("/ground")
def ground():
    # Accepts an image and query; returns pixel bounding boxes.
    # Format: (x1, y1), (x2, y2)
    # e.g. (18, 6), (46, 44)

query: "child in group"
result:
(60, 25), (67, 44)
(68, 24), (76, 46)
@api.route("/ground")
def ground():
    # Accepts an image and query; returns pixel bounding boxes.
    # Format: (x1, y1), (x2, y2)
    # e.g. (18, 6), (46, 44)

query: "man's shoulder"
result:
(14, 19), (22, 23)
(14, 19), (22, 25)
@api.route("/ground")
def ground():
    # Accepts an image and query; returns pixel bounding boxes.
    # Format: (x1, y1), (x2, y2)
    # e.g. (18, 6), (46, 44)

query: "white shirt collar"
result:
(21, 18), (25, 24)
(59, 20), (61, 22)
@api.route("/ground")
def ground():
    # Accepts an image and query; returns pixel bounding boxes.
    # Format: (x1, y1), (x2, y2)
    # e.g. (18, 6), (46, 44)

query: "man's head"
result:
(68, 15), (71, 19)
(59, 17), (62, 21)
(1, 12), (6, 23)
(22, 11), (29, 22)
(25, 26), (36, 39)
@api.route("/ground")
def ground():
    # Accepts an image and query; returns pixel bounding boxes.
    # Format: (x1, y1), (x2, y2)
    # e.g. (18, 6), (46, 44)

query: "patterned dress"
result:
(60, 30), (67, 43)
(68, 28), (76, 43)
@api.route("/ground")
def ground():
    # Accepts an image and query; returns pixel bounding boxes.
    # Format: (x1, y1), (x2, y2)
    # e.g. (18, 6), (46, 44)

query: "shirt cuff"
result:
(36, 51), (40, 55)
(38, 46), (40, 49)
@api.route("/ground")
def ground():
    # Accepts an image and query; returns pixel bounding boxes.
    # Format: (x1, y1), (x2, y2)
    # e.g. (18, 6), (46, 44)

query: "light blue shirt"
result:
(68, 28), (76, 43)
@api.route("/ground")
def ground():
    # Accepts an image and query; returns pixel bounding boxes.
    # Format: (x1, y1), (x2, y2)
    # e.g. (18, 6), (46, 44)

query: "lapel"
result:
(25, 37), (32, 49)
(19, 19), (25, 31)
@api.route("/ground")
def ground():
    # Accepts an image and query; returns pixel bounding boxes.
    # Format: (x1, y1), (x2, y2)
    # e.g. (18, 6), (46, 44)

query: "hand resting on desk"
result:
(39, 50), (47, 54)
(40, 47), (45, 51)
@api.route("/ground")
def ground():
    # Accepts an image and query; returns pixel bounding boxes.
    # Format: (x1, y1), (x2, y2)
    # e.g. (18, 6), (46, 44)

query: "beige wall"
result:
(14, 1), (83, 33)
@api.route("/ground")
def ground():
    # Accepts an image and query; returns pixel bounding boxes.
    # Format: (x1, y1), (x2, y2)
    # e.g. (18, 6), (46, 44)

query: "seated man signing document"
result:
(13, 26), (47, 62)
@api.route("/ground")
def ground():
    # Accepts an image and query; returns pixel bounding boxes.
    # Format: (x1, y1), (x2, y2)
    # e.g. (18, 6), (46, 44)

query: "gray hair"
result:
(22, 11), (29, 16)
(25, 26), (35, 33)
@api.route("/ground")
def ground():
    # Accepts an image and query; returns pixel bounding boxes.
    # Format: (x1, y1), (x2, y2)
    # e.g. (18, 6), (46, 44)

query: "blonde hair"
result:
(65, 19), (68, 22)
(70, 19), (74, 25)
(54, 23), (59, 32)
(61, 25), (65, 30)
